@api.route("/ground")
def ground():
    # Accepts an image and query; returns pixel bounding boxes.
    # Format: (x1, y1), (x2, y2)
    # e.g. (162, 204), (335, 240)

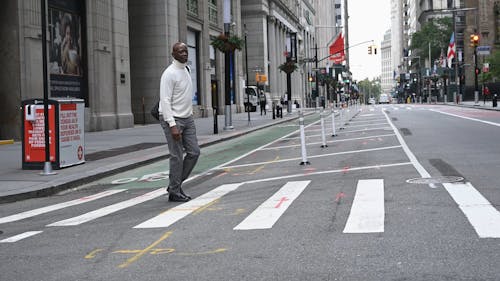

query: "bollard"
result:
(331, 107), (337, 137)
(339, 108), (345, 130)
(298, 111), (310, 165)
(320, 109), (327, 148)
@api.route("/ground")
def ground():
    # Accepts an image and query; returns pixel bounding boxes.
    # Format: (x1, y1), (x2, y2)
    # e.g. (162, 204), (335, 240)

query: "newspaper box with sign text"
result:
(22, 98), (85, 169)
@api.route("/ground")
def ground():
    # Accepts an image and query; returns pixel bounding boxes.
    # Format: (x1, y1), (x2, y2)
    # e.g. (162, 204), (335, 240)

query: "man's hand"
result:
(170, 126), (181, 141)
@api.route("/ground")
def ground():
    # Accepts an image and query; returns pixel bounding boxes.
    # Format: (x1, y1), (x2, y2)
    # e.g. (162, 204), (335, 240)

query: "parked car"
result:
(368, 97), (376, 104)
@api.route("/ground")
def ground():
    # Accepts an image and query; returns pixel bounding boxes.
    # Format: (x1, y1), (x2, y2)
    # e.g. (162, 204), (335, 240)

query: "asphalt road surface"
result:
(1, 104), (499, 281)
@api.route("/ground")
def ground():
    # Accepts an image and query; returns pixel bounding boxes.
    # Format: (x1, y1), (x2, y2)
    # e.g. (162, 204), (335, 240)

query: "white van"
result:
(378, 93), (390, 104)
(243, 86), (259, 112)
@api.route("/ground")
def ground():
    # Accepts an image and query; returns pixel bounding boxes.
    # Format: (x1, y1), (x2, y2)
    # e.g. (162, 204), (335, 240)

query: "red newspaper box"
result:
(22, 98), (85, 169)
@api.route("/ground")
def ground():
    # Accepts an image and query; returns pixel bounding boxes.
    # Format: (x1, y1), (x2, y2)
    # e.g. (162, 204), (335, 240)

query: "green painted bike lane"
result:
(80, 113), (322, 190)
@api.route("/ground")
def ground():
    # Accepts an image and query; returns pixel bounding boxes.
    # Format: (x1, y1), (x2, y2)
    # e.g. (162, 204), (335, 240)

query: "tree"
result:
(410, 17), (453, 63)
(480, 50), (500, 83)
(358, 77), (381, 102)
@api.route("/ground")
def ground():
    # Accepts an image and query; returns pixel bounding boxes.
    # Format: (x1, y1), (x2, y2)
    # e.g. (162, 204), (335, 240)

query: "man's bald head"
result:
(172, 42), (188, 64)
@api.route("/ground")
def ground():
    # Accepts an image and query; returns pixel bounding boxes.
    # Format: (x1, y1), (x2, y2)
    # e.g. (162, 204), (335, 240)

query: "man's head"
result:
(172, 42), (188, 64)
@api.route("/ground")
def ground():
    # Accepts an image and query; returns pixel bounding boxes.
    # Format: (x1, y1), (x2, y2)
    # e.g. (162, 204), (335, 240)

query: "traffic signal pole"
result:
(474, 46), (479, 104)
(315, 43), (319, 108)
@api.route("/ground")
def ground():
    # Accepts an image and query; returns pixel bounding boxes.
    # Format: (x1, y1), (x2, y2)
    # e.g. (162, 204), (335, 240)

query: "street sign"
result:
(483, 63), (490, 73)
(476, 46), (491, 55)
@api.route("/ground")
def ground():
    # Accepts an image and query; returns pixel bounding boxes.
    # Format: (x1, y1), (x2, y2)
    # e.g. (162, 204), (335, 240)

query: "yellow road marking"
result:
(85, 249), (104, 259)
(176, 248), (227, 256)
(229, 208), (246, 216)
(193, 199), (220, 215)
(118, 231), (173, 268)
(248, 156), (280, 174)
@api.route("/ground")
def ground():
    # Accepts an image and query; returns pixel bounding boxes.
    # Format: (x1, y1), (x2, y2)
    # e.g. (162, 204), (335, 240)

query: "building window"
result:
(187, 0), (198, 16)
(209, 0), (218, 24)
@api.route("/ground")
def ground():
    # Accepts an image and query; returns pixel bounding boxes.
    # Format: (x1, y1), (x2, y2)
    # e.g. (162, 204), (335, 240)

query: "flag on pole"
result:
(329, 32), (345, 64)
(447, 32), (456, 68)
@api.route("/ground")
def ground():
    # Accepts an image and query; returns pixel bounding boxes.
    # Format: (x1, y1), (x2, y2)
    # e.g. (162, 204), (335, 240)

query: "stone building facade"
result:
(1, 0), (333, 140)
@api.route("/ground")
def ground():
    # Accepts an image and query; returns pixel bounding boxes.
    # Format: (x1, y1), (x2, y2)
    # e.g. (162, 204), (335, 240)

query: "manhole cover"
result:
(406, 176), (464, 184)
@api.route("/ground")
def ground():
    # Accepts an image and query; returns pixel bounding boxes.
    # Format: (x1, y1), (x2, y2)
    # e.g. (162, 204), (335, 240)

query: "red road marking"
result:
(335, 192), (345, 202)
(274, 197), (289, 208)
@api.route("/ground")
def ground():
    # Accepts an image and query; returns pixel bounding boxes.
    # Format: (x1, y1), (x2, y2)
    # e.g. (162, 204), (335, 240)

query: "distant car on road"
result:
(378, 93), (390, 104)
(368, 97), (376, 105)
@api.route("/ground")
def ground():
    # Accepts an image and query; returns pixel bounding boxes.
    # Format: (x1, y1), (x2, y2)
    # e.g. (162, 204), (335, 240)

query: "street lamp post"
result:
(223, 0), (233, 130)
(244, 24), (250, 124)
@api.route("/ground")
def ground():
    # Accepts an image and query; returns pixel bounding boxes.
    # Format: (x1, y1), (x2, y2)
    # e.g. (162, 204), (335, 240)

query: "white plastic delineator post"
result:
(298, 111), (310, 165)
(339, 107), (345, 130)
(320, 109), (327, 148)
(331, 107), (336, 137)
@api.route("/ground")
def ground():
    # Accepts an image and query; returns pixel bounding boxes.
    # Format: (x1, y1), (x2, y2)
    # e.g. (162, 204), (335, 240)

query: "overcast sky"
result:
(347, 0), (391, 81)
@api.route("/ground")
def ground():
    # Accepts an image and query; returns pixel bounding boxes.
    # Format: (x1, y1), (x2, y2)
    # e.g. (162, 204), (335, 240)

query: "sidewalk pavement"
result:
(445, 100), (500, 111)
(0, 110), (301, 203)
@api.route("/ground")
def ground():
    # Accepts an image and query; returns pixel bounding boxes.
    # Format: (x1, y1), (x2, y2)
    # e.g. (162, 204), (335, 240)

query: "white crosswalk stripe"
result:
(0, 231), (43, 243)
(134, 183), (242, 229)
(234, 181), (310, 230)
(443, 182), (500, 238)
(343, 179), (385, 233)
(0, 189), (126, 224)
(47, 188), (166, 226)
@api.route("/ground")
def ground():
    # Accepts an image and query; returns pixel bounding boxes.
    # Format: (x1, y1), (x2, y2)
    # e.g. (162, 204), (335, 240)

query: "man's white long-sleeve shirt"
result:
(159, 59), (193, 127)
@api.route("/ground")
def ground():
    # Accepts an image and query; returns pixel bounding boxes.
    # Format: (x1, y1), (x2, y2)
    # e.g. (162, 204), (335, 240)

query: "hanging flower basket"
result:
(210, 34), (244, 53)
(278, 60), (298, 74)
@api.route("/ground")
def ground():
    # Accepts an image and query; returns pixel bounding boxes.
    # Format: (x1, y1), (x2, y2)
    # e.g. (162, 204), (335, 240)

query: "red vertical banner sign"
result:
(24, 105), (56, 163)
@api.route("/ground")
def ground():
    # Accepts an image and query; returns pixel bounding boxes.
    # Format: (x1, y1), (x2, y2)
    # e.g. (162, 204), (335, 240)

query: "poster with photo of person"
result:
(48, 0), (86, 102)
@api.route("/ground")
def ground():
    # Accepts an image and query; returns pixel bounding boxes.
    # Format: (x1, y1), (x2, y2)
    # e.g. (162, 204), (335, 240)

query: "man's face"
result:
(172, 43), (188, 64)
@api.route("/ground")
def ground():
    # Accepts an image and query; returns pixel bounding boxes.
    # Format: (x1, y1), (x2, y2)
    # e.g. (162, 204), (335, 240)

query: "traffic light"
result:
(368, 46), (372, 55)
(374, 47), (377, 55)
(470, 34), (480, 47)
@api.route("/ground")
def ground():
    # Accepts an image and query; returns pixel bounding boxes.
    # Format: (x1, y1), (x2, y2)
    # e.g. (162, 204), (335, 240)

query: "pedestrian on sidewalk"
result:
(483, 86), (490, 105)
(259, 92), (267, 115)
(159, 42), (200, 202)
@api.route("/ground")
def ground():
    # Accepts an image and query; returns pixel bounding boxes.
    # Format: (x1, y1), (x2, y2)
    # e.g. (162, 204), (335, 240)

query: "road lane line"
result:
(47, 188), (166, 226)
(382, 110), (431, 178)
(260, 133), (396, 150)
(343, 179), (384, 233)
(443, 182), (500, 238)
(234, 181), (310, 230)
(134, 183), (242, 228)
(0, 231), (43, 243)
(220, 145), (402, 170)
(0, 189), (126, 224)
(431, 109), (500, 127)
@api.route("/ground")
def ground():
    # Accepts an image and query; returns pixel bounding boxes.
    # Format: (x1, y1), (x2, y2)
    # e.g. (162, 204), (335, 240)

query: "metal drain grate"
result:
(406, 176), (464, 184)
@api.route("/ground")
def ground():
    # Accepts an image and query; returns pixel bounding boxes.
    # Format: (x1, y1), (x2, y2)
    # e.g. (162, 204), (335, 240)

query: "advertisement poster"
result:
(48, 0), (86, 101)
(24, 105), (56, 163)
(58, 102), (85, 167)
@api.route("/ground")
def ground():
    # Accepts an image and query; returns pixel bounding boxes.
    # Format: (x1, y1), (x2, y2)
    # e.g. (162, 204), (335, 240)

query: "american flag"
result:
(447, 32), (456, 68)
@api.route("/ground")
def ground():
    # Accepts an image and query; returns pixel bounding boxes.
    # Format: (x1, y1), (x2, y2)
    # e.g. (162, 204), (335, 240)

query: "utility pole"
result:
(343, 0), (349, 72)
(315, 43), (319, 108)
(244, 24), (250, 124)
(223, 0), (233, 130)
